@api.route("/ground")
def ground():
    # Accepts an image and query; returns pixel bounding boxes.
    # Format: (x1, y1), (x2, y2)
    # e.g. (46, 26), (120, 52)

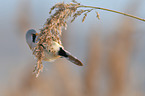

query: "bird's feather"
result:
(58, 48), (83, 66)
(66, 53), (83, 66)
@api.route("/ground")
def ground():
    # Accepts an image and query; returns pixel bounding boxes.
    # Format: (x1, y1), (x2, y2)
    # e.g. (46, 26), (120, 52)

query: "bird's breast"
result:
(43, 50), (60, 62)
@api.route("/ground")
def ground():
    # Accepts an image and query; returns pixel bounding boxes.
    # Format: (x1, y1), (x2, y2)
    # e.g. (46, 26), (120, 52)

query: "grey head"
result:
(26, 29), (38, 49)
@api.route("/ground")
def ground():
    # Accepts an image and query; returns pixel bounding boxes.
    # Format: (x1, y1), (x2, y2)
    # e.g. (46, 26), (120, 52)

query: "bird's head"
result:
(26, 29), (38, 49)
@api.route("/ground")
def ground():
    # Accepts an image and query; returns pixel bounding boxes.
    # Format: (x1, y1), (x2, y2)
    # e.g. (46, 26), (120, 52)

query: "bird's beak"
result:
(35, 33), (38, 36)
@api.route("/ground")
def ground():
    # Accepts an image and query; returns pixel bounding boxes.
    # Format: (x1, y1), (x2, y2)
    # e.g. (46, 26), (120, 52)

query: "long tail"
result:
(58, 47), (83, 66)
(66, 53), (83, 66)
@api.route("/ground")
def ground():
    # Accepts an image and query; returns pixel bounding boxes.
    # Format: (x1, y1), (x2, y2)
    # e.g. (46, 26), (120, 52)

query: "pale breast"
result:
(42, 49), (60, 61)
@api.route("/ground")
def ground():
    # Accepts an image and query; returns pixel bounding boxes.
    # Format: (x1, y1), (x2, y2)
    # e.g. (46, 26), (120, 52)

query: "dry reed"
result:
(32, 0), (145, 77)
(33, 1), (79, 77)
(17, 0), (31, 33)
(33, 1), (95, 77)
(108, 20), (134, 96)
(85, 31), (102, 96)
(107, 1), (142, 95)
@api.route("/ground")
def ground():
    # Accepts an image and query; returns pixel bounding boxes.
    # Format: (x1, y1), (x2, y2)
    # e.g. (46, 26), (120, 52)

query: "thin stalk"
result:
(78, 5), (145, 22)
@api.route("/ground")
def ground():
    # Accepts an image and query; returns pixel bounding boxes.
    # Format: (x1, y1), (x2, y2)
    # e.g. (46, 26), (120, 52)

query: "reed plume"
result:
(33, 2), (78, 77)
(32, 0), (145, 77)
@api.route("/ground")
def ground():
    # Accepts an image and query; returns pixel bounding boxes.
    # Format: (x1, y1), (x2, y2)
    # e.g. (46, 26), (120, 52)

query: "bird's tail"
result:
(66, 53), (83, 66)
(58, 47), (83, 66)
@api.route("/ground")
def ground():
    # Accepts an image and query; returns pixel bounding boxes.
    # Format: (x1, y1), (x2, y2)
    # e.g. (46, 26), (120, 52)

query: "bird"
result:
(26, 29), (83, 66)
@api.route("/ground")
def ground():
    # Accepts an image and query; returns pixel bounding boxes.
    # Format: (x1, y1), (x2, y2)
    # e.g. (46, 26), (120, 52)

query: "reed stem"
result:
(78, 5), (145, 22)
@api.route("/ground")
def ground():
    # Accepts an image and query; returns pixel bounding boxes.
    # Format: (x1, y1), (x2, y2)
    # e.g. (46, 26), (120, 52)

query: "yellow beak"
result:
(35, 33), (38, 36)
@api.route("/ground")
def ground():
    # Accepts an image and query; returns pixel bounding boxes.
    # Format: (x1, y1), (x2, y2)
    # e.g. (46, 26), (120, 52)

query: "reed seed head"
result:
(32, 1), (98, 77)
(33, 2), (81, 77)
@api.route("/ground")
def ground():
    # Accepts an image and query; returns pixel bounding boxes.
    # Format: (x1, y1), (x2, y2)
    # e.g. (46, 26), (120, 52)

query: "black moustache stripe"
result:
(32, 34), (36, 43)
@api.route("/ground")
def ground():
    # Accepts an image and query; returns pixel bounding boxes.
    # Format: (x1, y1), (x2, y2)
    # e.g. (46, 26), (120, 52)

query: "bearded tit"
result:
(26, 29), (83, 66)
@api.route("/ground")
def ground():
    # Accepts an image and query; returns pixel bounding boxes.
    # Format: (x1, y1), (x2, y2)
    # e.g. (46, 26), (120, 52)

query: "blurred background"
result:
(0, 0), (145, 96)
